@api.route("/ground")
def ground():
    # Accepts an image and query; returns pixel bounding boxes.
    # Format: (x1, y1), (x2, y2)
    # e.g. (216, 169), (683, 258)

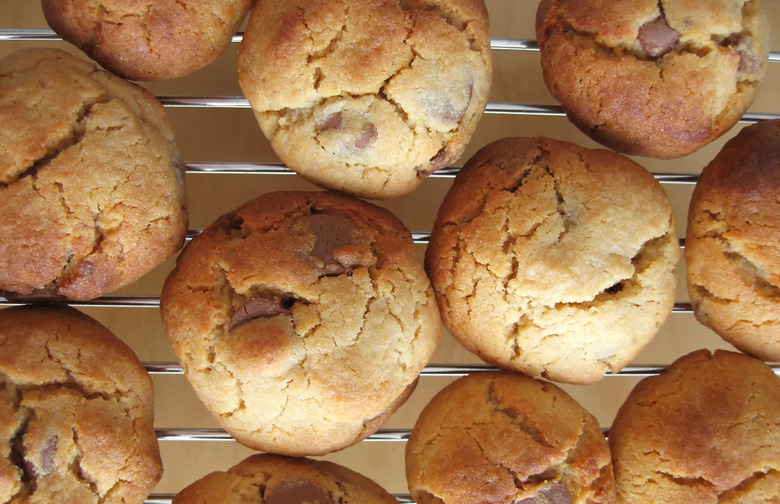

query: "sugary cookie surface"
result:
(42, 0), (255, 81)
(238, 0), (492, 199)
(173, 454), (397, 504)
(0, 305), (162, 504)
(685, 119), (780, 362)
(406, 372), (615, 504)
(426, 137), (679, 384)
(0, 48), (188, 301)
(609, 349), (780, 503)
(536, 0), (769, 158)
(161, 191), (440, 456)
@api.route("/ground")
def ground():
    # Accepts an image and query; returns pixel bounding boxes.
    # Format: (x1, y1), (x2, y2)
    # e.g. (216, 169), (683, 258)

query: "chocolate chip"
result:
(638, 13), (680, 58)
(317, 112), (343, 132)
(229, 297), (291, 330)
(723, 35), (762, 74)
(317, 112), (377, 150)
(354, 124), (377, 149)
(299, 213), (356, 276)
(605, 282), (624, 294)
(429, 146), (450, 171)
(265, 481), (334, 504)
(517, 482), (572, 504)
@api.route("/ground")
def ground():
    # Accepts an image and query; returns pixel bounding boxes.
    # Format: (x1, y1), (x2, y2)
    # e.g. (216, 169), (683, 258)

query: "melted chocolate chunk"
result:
(301, 213), (356, 276)
(517, 482), (573, 504)
(354, 123), (378, 149)
(265, 481), (334, 504)
(638, 13), (680, 58)
(229, 297), (291, 330)
(428, 146), (450, 172)
(318, 112), (343, 132)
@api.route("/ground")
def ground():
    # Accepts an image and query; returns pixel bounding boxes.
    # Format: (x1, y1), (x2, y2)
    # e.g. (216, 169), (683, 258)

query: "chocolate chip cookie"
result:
(0, 305), (162, 504)
(609, 349), (780, 503)
(425, 137), (679, 384)
(406, 371), (616, 504)
(0, 48), (188, 301)
(160, 191), (440, 456)
(536, 0), (769, 158)
(42, 0), (255, 81)
(173, 453), (397, 504)
(237, 0), (492, 199)
(685, 119), (780, 362)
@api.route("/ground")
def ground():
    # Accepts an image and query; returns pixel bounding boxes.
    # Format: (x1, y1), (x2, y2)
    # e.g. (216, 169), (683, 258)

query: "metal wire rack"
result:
(1, 4), (779, 503)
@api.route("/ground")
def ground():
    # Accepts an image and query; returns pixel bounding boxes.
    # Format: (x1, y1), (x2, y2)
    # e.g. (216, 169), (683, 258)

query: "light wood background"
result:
(2, 0), (779, 498)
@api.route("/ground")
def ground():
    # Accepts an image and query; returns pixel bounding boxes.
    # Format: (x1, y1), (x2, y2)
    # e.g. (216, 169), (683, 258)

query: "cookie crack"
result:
(3, 94), (109, 190)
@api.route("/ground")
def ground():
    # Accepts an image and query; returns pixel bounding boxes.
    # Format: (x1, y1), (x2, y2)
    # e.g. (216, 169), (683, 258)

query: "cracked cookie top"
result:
(42, 0), (255, 81)
(173, 453), (397, 504)
(609, 349), (780, 503)
(405, 371), (616, 504)
(0, 48), (188, 302)
(685, 119), (780, 362)
(160, 190), (441, 456)
(237, 0), (492, 199)
(0, 305), (162, 504)
(536, 0), (769, 159)
(425, 137), (680, 384)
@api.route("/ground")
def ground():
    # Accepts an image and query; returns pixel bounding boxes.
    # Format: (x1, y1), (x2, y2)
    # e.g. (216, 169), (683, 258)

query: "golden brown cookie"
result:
(536, 0), (769, 159)
(42, 0), (255, 81)
(173, 453), (397, 504)
(406, 371), (616, 504)
(0, 305), (162, 504)
(160, 190), (440, 456)
(685, 119), (780, 362)
(609, 349), (780, 503)
(0, 48), (188, 302)
(425, 137), (679, 384)
(237, 0), (492, 199)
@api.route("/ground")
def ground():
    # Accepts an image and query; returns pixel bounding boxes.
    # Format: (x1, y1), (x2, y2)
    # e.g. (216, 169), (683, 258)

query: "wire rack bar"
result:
(143, 494), (414, 504)
(184, 163), (702, 184)
(143, 362), (733, 377)
(155, 96), (780, 124)
(2, 28), (779, 62)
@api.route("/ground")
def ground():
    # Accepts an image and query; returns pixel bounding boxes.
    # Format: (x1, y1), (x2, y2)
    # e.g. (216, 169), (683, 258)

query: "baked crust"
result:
(609, 349), (780, 503)
(0, 305), (162, 504)
(237, 0), (492, 199)
(406, 371), (615, 504)
(536, 0), (769, 158)
(0, 48), (188, 301)
(173, 453), (397, 504)
(42, 0), (255, 81)
(425, 137), (679, 384)
(685, 119), (780, 361)
(160, 191), (440, 456)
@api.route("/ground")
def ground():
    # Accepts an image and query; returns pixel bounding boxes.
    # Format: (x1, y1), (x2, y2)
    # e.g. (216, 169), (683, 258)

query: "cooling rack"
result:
(1, 1), (779, 502)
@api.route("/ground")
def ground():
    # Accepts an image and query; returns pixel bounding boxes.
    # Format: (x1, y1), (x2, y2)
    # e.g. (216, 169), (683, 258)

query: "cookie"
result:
(0, 305), (162, 504)
(0, 48), (188, 302)
(685, 119), (780, 362)
(609, 349), (780, 503)
(425, 137), (679, 384)
(536, 0), (769, 159)
(237, 0), (492, 199)
(406, 371), (616, 504)
(42, 0), (255, 81)
(173, 453), (397, 504)
(160, 190), (440, 456)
